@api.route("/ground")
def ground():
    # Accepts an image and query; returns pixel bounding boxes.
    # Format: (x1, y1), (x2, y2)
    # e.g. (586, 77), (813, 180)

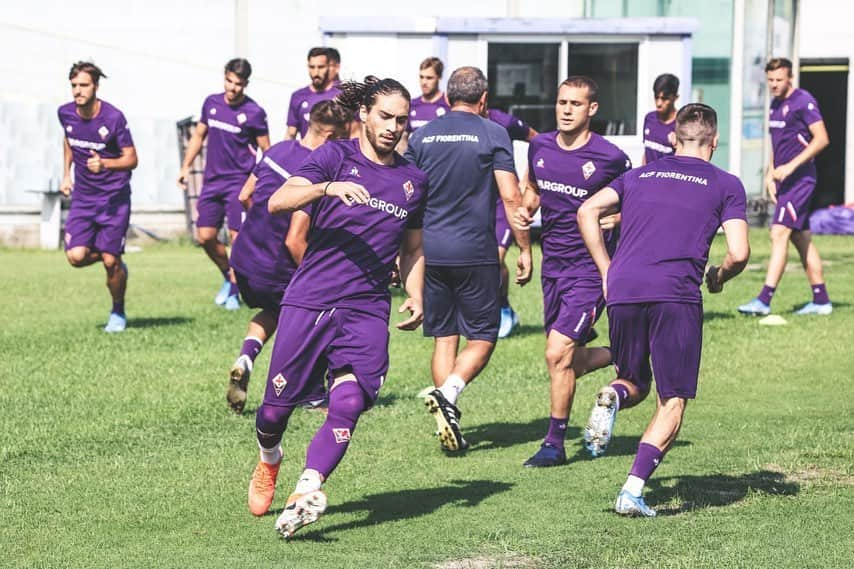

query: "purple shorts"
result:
(424, 264), (500, 341)
(234, 271), (287, 315)
(495, 205), (514, 250)
(263, 305), (390, 408)
(542, 276), (605, 342)
(608, 302), (703, 399)
(64, 194), (131, 256)
(772, 176), (816, 231)
(196, 178), (245, 232)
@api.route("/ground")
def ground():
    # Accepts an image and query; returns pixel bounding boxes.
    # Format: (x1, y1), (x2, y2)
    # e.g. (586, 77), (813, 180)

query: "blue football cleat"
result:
(523, 443), (566, 468)
(104, 312), (127, 333)
(498, 306), (519, 339)
(215, 279), (231, 305)
(615, 490), (656, 517)
(794, 301), (832, 315)
(737, 298), (771, 316)
(224, 294), (240, 311)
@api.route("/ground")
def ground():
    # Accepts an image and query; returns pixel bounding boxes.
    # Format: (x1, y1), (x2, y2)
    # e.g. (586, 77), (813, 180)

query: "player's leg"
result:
(790, 229), (832, 314)
(195, 187), (234, 305)
(101, 252), (128, 332)
(96, 199), (131, 333)
(497, 243), (519, 338)
(65, 247), (101, 267)
(64, 203), (100, 267)
(222, 193), (246, 310)
(431, 335), (460, 387)
(739, 223), (790, 315)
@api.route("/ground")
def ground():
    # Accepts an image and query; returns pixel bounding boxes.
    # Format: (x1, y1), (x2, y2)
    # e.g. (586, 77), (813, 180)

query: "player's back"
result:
(405, 110), (515, 266)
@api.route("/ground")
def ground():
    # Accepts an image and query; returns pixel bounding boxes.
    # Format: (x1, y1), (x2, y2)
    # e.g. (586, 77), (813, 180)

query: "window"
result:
(568, 43), (639, 135)
(488, 43), (560, 133)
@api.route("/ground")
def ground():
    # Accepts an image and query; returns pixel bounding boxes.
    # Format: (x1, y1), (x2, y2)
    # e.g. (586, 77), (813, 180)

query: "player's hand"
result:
(326, 181), (370, 206)
(86, 150), (104, 173)
(705, 265), (723, 293)
(599, 213), (621, 231)
(512, 206), (533, 231)
(396, 297), (423, 331)
(765, 175), (778, 204)
(772, 162), (795, 183)
(515, 249), (532, 286)
(60, 175), (72, 197)
(600, 270), (609, 300)
(238, 190), (253, 211)
(177, 165), (191, 191)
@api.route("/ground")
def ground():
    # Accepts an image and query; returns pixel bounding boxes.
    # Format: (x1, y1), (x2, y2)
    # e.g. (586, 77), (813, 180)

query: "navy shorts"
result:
(423, 264), (500, 342)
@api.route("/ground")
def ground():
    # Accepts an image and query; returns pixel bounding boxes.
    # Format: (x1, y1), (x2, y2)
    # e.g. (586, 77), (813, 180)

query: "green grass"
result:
(1, 229), (853, 568)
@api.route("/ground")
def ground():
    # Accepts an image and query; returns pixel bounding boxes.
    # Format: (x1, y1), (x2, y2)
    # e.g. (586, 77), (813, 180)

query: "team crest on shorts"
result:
(98, 126), (109, 139)
(403, 180), (414, 200)
(582, 161), (596, 180)
(271, 373), (288, 397)
(333, 428), (351, 443)
(236, 112), (247, 124)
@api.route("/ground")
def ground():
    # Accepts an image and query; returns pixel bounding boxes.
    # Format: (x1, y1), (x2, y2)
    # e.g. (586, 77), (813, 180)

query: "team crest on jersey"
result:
(808, 102), (815, 111)
(210, 107), (217, 115)
(66, 125), (73, 133)
(536, 157), (545, 168)
(410, 109), (417, 117)
(436, 107), (446, 117)
(582, 160), (596, 180)
(349, 166), (360, 177)
(782, 104), (789, 117)
(236, 112), (247, 124)
(644, 127), (650, 135)
(271, 373), (287, 396)
(301, 101), (309, 108)
(98, 126), (109, 140)
(333, 428), (351, 443)
(403, 180), (414, 201)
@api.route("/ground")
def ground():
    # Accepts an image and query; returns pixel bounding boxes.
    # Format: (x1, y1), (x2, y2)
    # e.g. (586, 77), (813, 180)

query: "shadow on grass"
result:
(569, 437), (691, 461)
(646, 469), (799, 515)
(128, 316), (194, 328)
(297, 479), (514, 541)
(704, 311), (736, 321)
(786, 300), (849, 312)
(462, 418), (565, 452)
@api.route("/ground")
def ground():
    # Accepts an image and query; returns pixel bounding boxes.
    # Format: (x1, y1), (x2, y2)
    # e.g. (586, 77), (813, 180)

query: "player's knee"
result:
(196, 229), (218, 247)
(545, 339), (575, 368)
(102, 254), (119, 272)
(328, 380), (367, 422)
(255, 404), (294, 441)
(770, 225), (791, 243)
(659, 397), (686, 421)
(66, 248), (86, 267)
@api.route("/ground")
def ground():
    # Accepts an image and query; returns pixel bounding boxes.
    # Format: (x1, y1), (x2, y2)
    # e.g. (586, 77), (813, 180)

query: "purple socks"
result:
(112, 301), (125, 316)
(240, 337), (263, 362)
(543, 416), (568, 448)
(629, 442), (664, 481)
(610, 382), (630, 409)
(758, 285), (775, 306)
(812, 283), (830, 305)
(305, 381), (367, 479)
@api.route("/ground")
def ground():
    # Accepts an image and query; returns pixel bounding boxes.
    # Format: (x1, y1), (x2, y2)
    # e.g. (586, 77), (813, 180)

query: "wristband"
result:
(323, 181), (333, 196)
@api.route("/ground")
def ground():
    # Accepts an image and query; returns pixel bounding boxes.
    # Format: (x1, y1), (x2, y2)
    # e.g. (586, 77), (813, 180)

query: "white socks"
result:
(622, 475), (645, 497)
(259, 444), (282, 465)
(439, 374), (466, 405)
(295, 469), (323, 494)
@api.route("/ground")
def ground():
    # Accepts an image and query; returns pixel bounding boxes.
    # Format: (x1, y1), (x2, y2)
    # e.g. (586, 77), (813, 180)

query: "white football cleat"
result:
(275, 490), (328, 539)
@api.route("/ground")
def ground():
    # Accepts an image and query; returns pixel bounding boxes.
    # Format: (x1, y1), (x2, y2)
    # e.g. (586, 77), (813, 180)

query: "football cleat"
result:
(215, 279), (231, 305)
(584, 386), (619, 457)
(275, 490), (328, 539)
(104, 312), (127, 333)
(498, 306), (520, 339)
(794, 301), (832, 315)
(248, 460), (281, 516)
(737, 298), (771, 316)
(227, 355), (252, 414)
(422, 389), (465, 452)
(615, 490), (657, 517)
(224, 294), (240, 311)
(523, 443), (566, 468)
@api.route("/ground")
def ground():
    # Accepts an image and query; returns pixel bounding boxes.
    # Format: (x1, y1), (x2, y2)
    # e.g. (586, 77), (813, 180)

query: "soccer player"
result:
(246, 77), (428, 539)
(405, 66), (533, 452)
(326, 47), (341, 83)
(513, 77), (630, 467)
(485, 107), (538, 338)
(408, 57), (450, 132)
(738, 57), (832, 316)
(226, 101), (352, 414)
(642, 74), (679, 165)
(178, 58), (270, 310)
(578, 103), (750, 516)
(285, 47), (341, 140)
(59, 61), (138, 333)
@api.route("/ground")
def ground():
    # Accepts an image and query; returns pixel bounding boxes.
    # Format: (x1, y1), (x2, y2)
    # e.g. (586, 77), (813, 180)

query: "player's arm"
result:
(284, 126), (298, 140)
(577, 187), (621, 294)
(496, 169), (532, 286)
(525, 127), (538, 142)
(268, 176), (369, 214)
(396, 228), (425, 331)
(706, 219), (750, 293)
(285, 210), (310, 265)
(178, 122), (208, 189)
(238, 174), (258, 210)
(93, 146), (138, 172)
(256, 134), (271, 152)
(516, 171), (539, 228)
(772, 120), (830, 182)
(61, 138), (73, 196)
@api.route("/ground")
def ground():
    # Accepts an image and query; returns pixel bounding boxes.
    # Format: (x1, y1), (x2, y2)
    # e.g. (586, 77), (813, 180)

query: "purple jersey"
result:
(769, 88), (823, 179)
(282, 139), (428, 312)
(642, 111), (676, 163)
(607, 155), (747, 305)
(58, 100), (134, 201)
(230, 140), (311, 284)
(487, 108), (532, 141)
(528, 132), (631, 279)
(286, 84), (342, 138)
(200, 93), (268, 183)
(407, 94), (450, 132)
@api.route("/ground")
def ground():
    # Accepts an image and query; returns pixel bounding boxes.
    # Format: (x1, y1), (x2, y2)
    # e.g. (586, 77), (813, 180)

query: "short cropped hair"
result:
(447, 66), (487, 106)
(69, 61), (107, 85)
(559, 76), (599, 103)
(308, 47), (328, 61)
(224, 58), (252, 82)
(326, 47), (341, 65)
(309, 99), (351, 128)
(765, 57), (793, 75)
(653, 73), (680, 97)
(675, 103), (718, 146)
(420, 57), (444, 78)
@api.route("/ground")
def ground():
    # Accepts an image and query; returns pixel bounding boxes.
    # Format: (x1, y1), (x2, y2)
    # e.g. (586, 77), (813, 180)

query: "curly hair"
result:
(335, 76), (411, 113)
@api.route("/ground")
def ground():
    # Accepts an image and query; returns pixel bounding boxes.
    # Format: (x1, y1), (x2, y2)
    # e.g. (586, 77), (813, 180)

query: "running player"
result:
(513, 77), (630, 467)
(485, 107), (538, 338)
(246, 77), (428, 539)
(178, 58), (270, 309)
(226, 101), (352, 414)
(642, 74), (679, 164)
(285, 47), (341, 140)
(59, 61), (138, 333)
(405, 66), (533, 452)
(578, 104), (750, 516)
(738, 57), (832, 316)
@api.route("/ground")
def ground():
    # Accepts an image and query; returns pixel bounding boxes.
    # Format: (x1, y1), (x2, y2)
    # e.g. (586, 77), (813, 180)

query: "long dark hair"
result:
(335, 76), (411, 113)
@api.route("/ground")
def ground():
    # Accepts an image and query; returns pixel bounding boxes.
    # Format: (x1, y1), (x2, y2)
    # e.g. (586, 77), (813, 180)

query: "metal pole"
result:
(729, 0), (745, 177)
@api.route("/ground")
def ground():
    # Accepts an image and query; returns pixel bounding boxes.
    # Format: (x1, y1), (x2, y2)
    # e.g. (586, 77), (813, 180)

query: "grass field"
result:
(2, 229), (853, 569)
